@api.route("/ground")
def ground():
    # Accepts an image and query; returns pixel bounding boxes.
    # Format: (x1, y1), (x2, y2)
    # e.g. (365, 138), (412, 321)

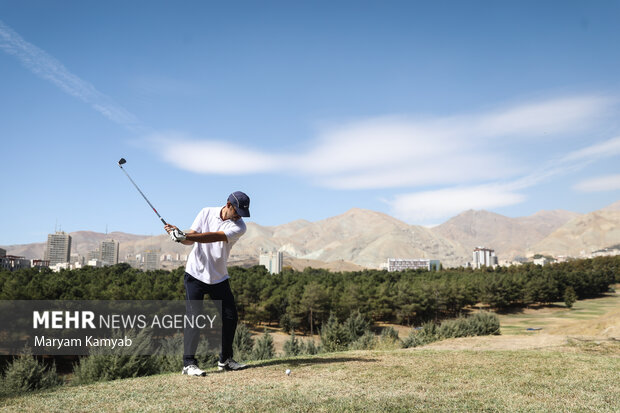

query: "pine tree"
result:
(283, 332), (301, 357)
(252, 330), (275, 360)
(564, 286), (577, 309)
(2, 354), (62, 395)
(233, 324), (255, 361)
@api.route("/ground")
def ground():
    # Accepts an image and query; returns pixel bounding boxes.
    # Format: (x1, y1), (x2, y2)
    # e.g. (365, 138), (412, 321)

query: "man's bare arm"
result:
(178, 229), (197, 245)
(184, 231), (228, 244)
(165, 225), (227, 245)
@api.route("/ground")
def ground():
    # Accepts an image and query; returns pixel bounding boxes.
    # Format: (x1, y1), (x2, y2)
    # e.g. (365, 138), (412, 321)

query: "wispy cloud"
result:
(562, 135), (620, 163)
(0, 20), (146, 133)
(389, 185), (526, 224)
(151, 132), (284, 174)
(386, 134), (620, 223)
(149, 94), (615, 182)
(471, 95), (610, 138)
(148, 93), (618, 223)
(573, 174), (620, 192)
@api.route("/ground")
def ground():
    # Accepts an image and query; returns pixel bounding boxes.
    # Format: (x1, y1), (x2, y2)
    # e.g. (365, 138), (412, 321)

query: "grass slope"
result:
(1, 344), (619, 412)
(498, 286), (620, 337)
(3, 287), (619, 412)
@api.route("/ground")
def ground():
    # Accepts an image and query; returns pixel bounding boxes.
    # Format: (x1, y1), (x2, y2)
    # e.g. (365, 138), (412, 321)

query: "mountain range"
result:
(3, 200), (619, 269)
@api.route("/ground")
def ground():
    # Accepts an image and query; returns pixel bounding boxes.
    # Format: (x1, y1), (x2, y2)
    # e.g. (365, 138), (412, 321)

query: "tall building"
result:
(473, 247), (498, 269)
(100, 239), (119, 266)
(259, 250), (283, 274)
(386, 258), (440, 272)
(144, 250), (160, 271)
(44, 231), (72, 266)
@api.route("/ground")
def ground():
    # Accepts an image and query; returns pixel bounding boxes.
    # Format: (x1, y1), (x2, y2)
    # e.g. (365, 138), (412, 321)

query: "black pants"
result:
(183, 272), (238, 366)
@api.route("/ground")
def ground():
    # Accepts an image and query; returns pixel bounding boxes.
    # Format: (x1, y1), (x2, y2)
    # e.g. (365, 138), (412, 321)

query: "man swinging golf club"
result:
(165, 191), (250, 376)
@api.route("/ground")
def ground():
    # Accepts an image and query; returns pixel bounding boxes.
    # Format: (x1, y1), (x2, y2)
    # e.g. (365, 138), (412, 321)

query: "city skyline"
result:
(1, 1), (619, 246)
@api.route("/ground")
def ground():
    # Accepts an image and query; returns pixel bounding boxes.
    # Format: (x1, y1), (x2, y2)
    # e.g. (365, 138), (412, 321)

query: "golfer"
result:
(165, 191), (250, 376)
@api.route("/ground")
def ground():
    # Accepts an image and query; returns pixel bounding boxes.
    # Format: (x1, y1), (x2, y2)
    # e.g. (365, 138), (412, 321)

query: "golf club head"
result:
(118, 158), (127, 166)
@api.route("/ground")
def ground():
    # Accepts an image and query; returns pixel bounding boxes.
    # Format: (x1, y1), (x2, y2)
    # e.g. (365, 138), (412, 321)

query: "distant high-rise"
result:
(386, 258), (441, 272)
(259, 250), (283, 274)
(44, 232), (72, 266)
(473, 247), (498, 269)
(100, 239), (119, 266)
(144, 250), (160, 271)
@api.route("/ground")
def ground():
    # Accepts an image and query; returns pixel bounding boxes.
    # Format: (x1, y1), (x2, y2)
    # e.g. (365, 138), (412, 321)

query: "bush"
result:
(380, 326), (400, 341)
(283, 332), (301, 357)
(348, 331), (376, 350)
(404, 313), (501, 348)
(155, 334), (184, 373)
(72, 329), (159, 385)
(564, 286), (577, 308)
(300, 339), (320, 355)
(437, 318), (471, 339)
(1, 354), (62, 395)
(252, 330), (275, 360)
(375, 326), (402, 350)
(466, 312), (500, 336)
(196, 344), (219, 367)
(320, 314), (351, 352)
(403, 322), (439, 348)
(344, 311), (371, 342)
(233, 324), (255, 361)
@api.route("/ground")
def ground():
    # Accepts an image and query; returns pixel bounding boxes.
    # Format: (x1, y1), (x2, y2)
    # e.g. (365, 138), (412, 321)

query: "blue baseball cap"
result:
(228, 191), (251, 217)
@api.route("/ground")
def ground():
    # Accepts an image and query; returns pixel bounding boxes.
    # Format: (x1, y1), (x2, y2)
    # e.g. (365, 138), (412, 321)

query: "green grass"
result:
(498, 286), (620, 335)
(1, 346), (618, 412)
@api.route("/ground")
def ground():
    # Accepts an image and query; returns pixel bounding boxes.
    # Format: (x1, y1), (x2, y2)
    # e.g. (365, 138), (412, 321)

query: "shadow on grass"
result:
(495, 303), (568, 315)
(249, 355), (379, 369)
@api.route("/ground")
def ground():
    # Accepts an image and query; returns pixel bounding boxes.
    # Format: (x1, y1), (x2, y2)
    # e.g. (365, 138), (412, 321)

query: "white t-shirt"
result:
(185, 207), (246, 285)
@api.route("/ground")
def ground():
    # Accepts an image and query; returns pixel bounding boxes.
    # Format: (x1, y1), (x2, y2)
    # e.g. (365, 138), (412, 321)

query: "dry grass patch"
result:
(1, 348), (618, 412)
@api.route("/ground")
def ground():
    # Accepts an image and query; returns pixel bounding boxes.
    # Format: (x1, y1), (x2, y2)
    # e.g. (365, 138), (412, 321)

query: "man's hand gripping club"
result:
(165, 224), (186, 242)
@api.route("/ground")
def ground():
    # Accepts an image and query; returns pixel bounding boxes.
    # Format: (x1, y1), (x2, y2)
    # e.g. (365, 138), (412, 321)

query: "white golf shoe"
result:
(182, 365), (206, 376)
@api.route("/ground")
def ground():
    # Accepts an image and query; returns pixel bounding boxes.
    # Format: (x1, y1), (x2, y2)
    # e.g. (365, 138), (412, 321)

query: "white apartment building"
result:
(259, 250), (283, 274)
(473, 247), (498, 269)
(386, 258), (441, 272)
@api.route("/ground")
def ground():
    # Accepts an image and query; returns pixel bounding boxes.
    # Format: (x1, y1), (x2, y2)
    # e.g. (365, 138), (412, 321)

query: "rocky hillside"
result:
(527, 208), (620, 257)
(3, 201), (618, 269)
(432, 209), (581, 260)
(233, 208), (471, 268)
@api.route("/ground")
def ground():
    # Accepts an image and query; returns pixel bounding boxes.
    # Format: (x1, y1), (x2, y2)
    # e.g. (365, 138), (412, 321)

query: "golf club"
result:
(117, 158), (168, 225)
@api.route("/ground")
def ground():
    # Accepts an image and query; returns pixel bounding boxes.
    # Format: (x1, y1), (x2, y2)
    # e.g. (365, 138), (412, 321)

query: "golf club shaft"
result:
(119, 165), (167, 225)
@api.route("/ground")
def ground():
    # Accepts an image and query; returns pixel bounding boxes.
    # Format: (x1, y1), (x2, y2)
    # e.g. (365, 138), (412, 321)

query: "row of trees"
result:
(0, 256), (617, 332)
(230, 256), (618, 331)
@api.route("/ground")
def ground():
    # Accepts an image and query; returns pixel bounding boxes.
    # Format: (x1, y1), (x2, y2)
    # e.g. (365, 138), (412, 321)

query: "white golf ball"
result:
(285, 369), (291, 375)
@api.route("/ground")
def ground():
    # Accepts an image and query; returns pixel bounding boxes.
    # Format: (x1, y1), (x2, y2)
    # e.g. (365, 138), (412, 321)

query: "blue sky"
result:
(1, 0), (619, 246)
